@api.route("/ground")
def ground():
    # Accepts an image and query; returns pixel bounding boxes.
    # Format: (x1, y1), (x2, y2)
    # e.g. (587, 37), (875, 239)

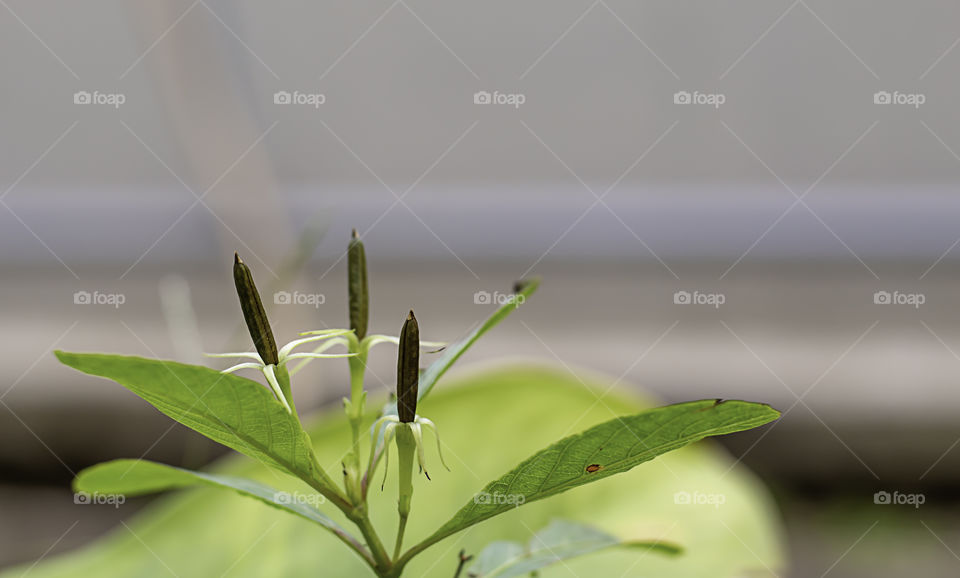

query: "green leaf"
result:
(420, 399), (779, 549)
(73, 459), (369, 561)
(11, 365), (786, 578)
(54, 352), (337, 495)
(467, 520), (681, 577)
(417, 277), (540, 402)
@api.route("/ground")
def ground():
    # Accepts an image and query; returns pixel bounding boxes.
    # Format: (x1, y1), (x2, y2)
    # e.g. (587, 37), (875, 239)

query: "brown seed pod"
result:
(233, 253), (279, 366)
(396, 310), (420, 423)
(347, 229), (369, 340)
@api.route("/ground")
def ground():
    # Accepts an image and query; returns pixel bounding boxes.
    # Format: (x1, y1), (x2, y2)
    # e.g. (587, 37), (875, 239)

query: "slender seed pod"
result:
(396, 310), (419, 423)
(233, 253), (279, 366)
(347, 229), (369, 340)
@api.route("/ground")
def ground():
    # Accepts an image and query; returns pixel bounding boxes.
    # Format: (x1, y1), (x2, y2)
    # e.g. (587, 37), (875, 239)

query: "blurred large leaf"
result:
(11, 363), (786, 577)
(467, 519), (681, 577)
(417, 278), (539, 401)
(54, 352), (332, 490)
(73, 459), (367, 558)
(423, 399), (778, 547)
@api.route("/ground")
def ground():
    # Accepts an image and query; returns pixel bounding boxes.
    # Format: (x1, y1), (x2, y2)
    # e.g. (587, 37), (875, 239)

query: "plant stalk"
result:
(394, 424), (416, 560)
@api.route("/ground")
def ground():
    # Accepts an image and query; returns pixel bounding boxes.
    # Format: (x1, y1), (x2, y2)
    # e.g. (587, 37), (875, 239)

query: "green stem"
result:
(394, 425), (416, 561)
(344, 345), (368, 504)
(393, 514), (408, 560)
(350, 508), (392, 574)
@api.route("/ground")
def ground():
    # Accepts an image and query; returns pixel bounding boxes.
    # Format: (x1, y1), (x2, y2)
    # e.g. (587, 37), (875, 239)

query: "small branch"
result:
(453, 549), (473, 578)
(393, 513), (409, 560)
(352, 510), (393, 574)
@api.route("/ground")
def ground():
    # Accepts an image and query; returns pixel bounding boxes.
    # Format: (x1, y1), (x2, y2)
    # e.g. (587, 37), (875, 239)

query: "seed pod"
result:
(347, 229), (369, 340)
(233, 253), (279, 366)
(396, 310), (419, 423)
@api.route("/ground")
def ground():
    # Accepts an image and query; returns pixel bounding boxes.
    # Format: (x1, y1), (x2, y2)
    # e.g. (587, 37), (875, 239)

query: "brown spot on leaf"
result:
(586, 464), (602, 473)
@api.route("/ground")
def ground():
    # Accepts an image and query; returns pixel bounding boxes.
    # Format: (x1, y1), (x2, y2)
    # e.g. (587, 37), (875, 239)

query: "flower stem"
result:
(343, 338), (368, 504)
(394, 424), (416, 559)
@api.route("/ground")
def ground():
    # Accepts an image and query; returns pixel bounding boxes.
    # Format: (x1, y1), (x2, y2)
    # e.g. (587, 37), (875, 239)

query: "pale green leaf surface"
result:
(467, 519), (681, 577)
(425, 399), (779, 544)
(74, 460), (355, 544)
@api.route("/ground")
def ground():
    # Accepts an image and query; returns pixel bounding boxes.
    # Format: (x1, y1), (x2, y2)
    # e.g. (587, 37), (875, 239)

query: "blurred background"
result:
(2, 1), (960, 576)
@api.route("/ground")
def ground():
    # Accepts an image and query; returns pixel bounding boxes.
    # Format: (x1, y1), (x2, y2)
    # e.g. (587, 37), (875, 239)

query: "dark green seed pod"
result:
(347, 229), (369, 340)
(396, 310), (419, 423)
(233, 253), (279, 366)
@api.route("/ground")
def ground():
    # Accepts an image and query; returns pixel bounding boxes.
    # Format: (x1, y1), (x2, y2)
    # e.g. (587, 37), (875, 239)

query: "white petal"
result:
(220, 362), (264, 374)
(362, 335), (447, 355)
(298, 328), (355, 337)
(283, 352), (357, 360)
(278, 330), (354, 358)
(419, 417), (450, 472)
(205, 352), (264, 362)
(287, 338), (350, 376)
(261, 364), (292, 413)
